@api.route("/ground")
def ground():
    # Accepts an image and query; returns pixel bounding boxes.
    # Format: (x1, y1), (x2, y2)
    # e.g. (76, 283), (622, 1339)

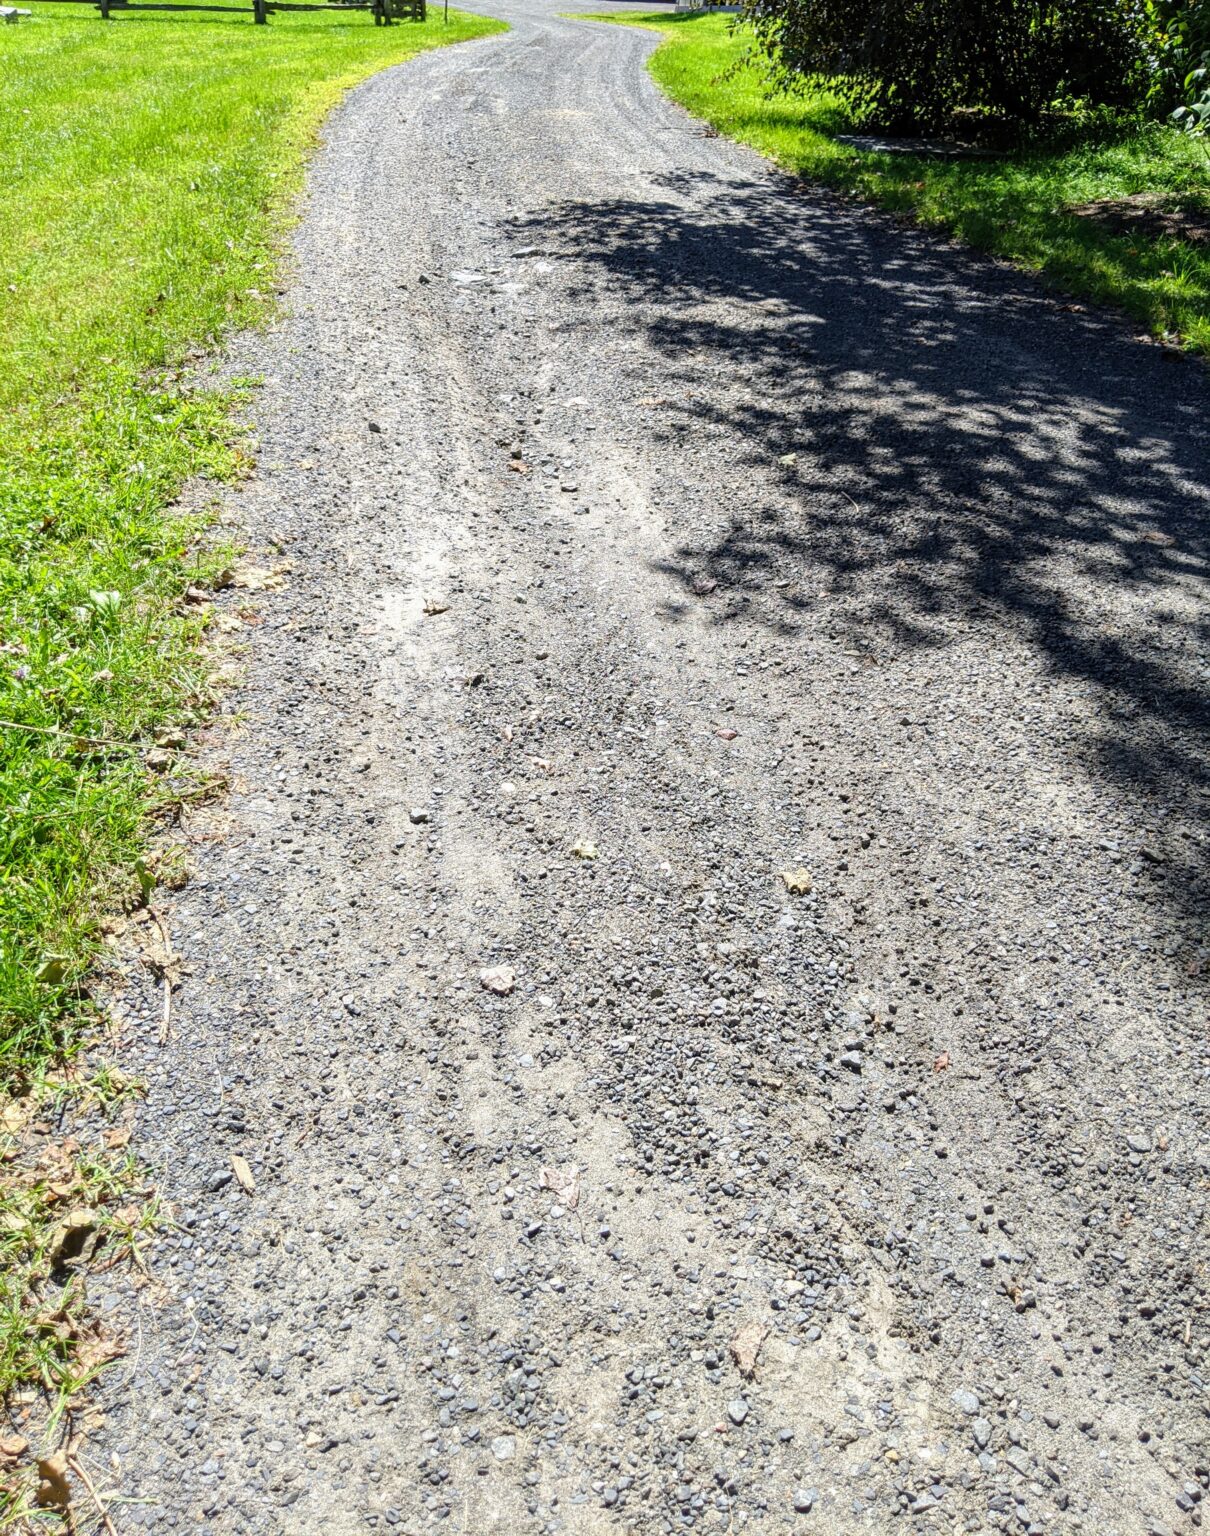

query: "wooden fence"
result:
(36, 0), (425, 24)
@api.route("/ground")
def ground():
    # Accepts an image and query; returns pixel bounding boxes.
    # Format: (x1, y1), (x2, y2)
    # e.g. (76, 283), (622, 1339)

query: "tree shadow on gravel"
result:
(507, 170), (1210, 930)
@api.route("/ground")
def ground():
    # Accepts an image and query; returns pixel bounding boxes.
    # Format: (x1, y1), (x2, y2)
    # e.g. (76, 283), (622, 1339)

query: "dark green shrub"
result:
(740, 0), (1160, 130)
(1154, 0), (1210, 132)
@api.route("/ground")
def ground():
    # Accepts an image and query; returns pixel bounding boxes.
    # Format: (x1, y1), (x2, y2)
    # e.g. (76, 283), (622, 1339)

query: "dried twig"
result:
(149, 913), (176, 1045)
(0, 719), (137, 751)
(158, 980), (172, 1046)
(67, 1451), (118, 1536)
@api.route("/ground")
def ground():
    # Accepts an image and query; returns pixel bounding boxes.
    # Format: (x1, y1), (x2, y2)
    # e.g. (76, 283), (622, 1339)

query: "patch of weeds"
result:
(0, 1091), (160, 1526)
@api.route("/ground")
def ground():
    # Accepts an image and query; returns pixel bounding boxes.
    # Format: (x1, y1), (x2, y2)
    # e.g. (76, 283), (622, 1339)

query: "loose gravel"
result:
(92, 3), (1209, 1533)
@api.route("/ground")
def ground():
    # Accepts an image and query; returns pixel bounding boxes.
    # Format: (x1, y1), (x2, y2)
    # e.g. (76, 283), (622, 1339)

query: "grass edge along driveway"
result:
(0, 0), (503, 1485)
(0, 4), (503, 1083)
(576, 10), (1210, 355)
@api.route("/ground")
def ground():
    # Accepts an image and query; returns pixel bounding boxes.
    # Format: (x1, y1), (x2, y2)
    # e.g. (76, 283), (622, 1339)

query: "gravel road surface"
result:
(94, 3), (1210, 1532)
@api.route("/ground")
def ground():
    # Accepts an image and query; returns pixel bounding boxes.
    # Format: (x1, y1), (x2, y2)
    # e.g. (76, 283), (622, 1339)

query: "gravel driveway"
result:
(94, 3), (1210, 1532)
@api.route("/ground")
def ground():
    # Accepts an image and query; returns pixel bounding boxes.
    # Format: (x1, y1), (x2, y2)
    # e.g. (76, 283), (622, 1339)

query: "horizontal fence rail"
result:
(32, 0), (426, 22)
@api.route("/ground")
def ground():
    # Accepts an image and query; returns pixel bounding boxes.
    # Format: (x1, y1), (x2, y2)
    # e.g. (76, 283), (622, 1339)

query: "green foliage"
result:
(1148, 0), (1210, 127)
(0, 2), (505, 1089)
(738, 0), (1160, 130)
(580, 12), (1210, 352)
(1172, 59), (1210, 137)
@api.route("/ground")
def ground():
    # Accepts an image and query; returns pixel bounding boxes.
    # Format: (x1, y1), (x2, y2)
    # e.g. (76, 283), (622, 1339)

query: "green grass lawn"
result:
(0, 3), (504, 1091)
(578, 11), (1210, 353)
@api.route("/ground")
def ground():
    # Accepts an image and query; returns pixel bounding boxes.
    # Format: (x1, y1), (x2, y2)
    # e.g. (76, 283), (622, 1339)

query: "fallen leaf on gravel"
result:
(35, 1451), (70, 1509)
(231, 561), (291, 593)
(507, 460), (531, 475)
(501, 724), (514, 743)
(49, 1210), (98, 1267)
(690, 575), (718, 596)
(230, 1154), (256, 1195)
(74, 1327), (125, 1374)
(780, 867), (814, 895)
(729, 1320), (770, 1379)
(636, 396), (668, 407)
(529, 756), (555, 774)
(539, 1163), (580, 1210)
(0, 1435), (27, 1460)
(715, 728), (739, 742)
(422, 598), (450, 616)
(183, 585), (212, 605)
(1, 1102), (25, 1134)
(777, 452), (798, 466)
(480, 964), (516, 995)
(933, 1051), (951, 1073)
(1139, 530), (1175, 547)
(571, 839), (598, 860)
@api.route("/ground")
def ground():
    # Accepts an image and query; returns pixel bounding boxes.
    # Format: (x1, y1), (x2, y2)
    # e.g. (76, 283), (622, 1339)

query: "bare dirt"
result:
(1067, 194), (1210, 246)
(91, 3), (1209, 1533)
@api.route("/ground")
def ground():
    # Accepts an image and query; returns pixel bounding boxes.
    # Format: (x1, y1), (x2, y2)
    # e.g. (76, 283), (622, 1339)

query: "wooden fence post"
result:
(253, 0), (267, 23)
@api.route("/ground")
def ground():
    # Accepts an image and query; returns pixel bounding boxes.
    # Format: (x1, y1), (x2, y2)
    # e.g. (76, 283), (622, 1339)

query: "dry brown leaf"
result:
(528, 756), (555, 774)
(102, 1126), (131, 1150)
(500, 724), (515, 743)
(933, 1051), (951, 1073)
(230, 1154), (256, 1195)
(0, 1434), (28, 1461)
(422, 598), (451, 616)
(1, 1102), (25, 1134)
(690, 575), (718, 596)
(538, 1163), (581, 1211)
(715, 728), (739, 742)
(49, 1210), (98, 1267)
(780, 867), (814, 895)
(74, 1327), (126, 1374)
(136, 928), (178, 982)
(35, 1451), (71, 1509)
(231, 561), (291, 593)
(729, 1320), (770, 1379)
(507, 460), (531, 475)
(479, 964), (516, 996)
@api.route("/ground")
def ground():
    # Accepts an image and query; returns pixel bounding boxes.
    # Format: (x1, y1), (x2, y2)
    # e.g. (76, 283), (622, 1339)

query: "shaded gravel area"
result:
(91, 3), (1210, 1533)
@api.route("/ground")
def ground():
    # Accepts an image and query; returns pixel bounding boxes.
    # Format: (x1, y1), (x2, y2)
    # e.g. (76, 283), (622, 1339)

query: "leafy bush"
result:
(740, 0), (1160, 130)
(1156, 0), (1210, 136)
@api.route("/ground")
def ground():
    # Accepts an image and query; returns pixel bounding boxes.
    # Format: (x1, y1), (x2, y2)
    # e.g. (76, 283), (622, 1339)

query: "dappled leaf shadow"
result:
(509, 169), (1209, 927)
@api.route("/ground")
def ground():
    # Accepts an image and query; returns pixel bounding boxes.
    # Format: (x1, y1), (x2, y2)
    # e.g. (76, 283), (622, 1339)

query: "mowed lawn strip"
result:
(578, 11), (1210, 353)
(0, 5), (504, 1087)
